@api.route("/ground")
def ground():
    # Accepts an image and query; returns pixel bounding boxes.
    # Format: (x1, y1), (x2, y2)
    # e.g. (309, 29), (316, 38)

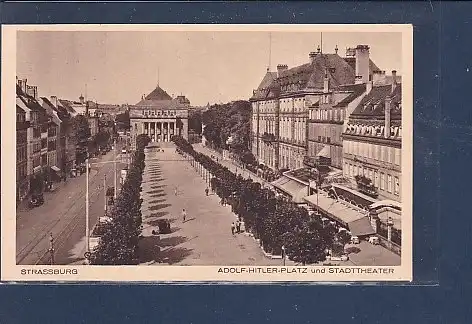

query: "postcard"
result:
(1, 24), (412, 282)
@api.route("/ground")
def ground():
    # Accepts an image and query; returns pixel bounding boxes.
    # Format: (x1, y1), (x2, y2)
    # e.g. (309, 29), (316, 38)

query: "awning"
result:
(370, 199), (402, 210)
(271, 176), (307, 204)
(316, 145), (331, 158)
(304, 193), (374, 236)
(348, 217), (376, 236)
(51, 166), (61, 172)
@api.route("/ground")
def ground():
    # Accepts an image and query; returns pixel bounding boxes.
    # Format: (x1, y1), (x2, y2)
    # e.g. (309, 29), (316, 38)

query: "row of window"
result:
(309, 108), (345, 122)
(17, 147), (27, 162)
(17, 130), (27, 144)
(344, 140), (401, 166)
(308, 124), (342, 145)
(17, 164), (27, 179)
(343, 162), (400, 196)
(142, 110), (176, 117)
(279, 119), (305, 142)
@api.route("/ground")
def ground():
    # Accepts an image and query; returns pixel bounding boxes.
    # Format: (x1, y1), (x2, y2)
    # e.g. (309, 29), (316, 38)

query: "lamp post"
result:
(49, 233), (55, 265)
(281, 245), (286, 266)
(85, 156), (90, 254)
(113, 140), (117, 200)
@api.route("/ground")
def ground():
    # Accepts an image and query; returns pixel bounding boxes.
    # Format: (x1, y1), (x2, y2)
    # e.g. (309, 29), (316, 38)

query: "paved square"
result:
(139, 143), (287, 266)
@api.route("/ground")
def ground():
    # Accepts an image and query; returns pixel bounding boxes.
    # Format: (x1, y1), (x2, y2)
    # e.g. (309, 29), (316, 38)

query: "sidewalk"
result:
(138, 144), (292, 266)
(193, 144), (272, 188)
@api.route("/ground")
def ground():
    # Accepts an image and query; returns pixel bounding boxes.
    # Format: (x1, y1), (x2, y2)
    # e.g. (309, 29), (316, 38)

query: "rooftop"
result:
(350, 83), (402, 120)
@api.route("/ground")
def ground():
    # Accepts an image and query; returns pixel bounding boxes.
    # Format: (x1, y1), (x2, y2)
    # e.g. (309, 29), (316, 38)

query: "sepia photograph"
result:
(2, 24), (412, 281)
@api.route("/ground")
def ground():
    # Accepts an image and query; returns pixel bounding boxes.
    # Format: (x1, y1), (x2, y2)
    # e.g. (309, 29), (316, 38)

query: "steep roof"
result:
(59, 99), (77, 114)
(350, 84), (402, 120)
(143, 85), (172, 101)
(277, 54), (356, 90)
(333, 83), (367, 107)
(250, 71), (277, 100)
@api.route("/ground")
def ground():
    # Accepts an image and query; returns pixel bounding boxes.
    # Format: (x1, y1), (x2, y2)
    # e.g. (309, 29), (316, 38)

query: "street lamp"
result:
(281, 245), (286, 266)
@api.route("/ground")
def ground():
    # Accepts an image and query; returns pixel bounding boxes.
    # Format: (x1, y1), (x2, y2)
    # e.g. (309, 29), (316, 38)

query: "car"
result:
(326, 255), (349, 262)
(28, 193), (44, 208)
(121, 149), (127, 154)
(368, 236), (380, 245)
(351, 236), (360, 244)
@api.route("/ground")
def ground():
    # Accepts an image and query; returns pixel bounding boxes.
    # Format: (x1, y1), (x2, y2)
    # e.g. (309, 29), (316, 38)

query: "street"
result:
(16, 145), (129, 265)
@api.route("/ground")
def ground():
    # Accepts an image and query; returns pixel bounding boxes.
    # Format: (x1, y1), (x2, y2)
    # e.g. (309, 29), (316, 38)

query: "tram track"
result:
(16, 153), (120, 265)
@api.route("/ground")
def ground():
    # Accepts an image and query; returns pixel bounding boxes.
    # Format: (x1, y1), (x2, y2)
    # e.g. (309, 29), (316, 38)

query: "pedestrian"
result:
(236, 220), (241, 233)
(182, 208), (187, 222)
(174, 186), (178, 196)
(205, 188), (209, 196)
(231, 222), (236, 235)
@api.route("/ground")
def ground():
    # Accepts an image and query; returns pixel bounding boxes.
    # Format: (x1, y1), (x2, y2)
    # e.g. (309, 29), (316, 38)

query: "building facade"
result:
(16, 105), (30, 202)
(251, 45), (381, 172)
(129, 86), (189, 150)
(307, 82), (369, 170)
(342, 74), (402, 202)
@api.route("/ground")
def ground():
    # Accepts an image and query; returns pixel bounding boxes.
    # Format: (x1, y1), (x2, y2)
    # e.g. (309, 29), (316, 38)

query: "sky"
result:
(16, 30), (402, 106)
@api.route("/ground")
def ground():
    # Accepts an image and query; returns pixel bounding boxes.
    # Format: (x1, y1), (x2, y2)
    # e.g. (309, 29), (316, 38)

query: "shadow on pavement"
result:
(146, 189), (165, 195)
(159, 247), (194, 265)
(159, 235), (188, 248)
(149, 203), (172, 211)
(345, 246), (362, 254)
(148, 199), (167, 205)
(148, 184), (165, 189)
(138, 236), (161, 263)
(149, 193), (167, 199)
(183, 217), (196, 223)
(148, 211), (169, 219)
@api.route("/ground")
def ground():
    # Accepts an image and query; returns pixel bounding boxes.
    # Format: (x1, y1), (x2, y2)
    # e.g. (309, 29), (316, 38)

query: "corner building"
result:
(250, 45), (381, 171)
(129, 85), (190, 150)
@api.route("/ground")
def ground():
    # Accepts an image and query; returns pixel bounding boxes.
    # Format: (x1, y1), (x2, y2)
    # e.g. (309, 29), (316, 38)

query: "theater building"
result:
(129, 85), (189, 150)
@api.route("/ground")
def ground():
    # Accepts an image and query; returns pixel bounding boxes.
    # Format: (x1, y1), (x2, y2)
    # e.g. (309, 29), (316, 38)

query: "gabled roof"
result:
(143, 85), (172, 101)
(350, 84), (402, 120)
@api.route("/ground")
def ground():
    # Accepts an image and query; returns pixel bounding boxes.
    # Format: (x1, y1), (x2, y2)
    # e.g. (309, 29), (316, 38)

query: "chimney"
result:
(391, 70), (397, 93)
(50, 96), (58, 107)
(355, 45), (370, 84)
(277, 64), (288, 77)
(373, 70), (386, 85)
(323, 69), (330, 92)
(309, 52), (318, 64)
(384, 97), (391, 139)
(366, 80), (373, 94)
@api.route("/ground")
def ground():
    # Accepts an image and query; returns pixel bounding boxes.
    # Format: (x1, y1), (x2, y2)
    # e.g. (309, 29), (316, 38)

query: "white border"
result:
(1, 24), (413, 282)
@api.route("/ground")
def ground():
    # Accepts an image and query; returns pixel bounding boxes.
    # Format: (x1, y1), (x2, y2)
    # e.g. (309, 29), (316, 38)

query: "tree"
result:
(73, 115), (91, 165)
(115, 110), (130, 130)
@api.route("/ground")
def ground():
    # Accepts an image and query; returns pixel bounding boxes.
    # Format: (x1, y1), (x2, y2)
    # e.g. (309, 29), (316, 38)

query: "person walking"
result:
(182, 208), (187, 222)
(231, 222), (236, 235)
(205, 188), (209, 196)
(236, 220), (241, 234)
(174, 186), (178, 196)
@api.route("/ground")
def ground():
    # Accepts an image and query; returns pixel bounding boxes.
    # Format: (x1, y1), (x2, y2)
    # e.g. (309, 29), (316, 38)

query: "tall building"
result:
(307, 81), (369, 170)
(342, 72), (402, 202)
(129, 85), (190, 150)
(250, 45), (381, 171)
(16, 104), (30, 202)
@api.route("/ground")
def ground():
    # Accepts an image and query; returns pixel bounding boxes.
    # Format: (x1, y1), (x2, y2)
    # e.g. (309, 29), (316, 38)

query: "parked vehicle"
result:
(28, 193), (44, 208)
(351, 236), (360, 244)
(326, 254), (349, 262)
(121, 149), (127, 154)
(368, 236), (380, 245)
